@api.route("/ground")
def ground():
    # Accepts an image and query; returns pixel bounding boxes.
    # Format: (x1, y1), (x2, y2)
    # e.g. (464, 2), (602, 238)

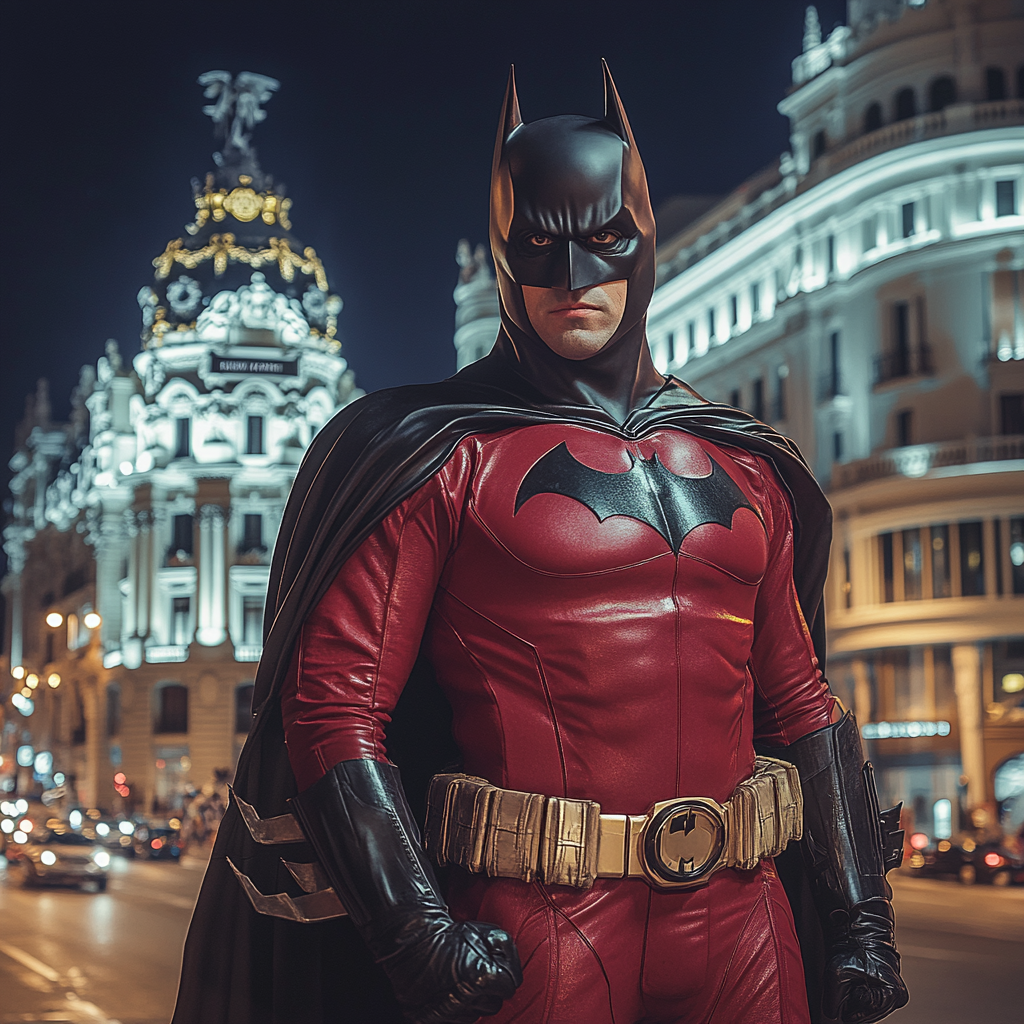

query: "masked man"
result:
(173, 64), (908, 1024)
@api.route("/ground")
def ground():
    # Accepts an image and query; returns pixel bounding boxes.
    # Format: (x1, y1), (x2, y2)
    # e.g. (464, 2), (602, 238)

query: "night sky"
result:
(1, 0), (847, 472)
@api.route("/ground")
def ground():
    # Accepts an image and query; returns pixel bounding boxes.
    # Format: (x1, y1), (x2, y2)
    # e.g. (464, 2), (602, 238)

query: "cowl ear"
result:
(492, 65), (523, 170)
(602, 58), (636, 150)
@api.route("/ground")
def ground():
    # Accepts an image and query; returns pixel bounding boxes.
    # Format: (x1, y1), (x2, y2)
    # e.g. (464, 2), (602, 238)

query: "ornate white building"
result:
(2, 73), (360, 812)
(643, 0), (1024, 840)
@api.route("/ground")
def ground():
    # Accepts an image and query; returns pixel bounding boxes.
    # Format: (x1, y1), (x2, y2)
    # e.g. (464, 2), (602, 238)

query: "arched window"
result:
(155, 683), (188, 734)
(235, 684), (255, 735)
(928, 75), (956, 113)
(894, 87), (916, 121)
(106, 683), (122, 737)
(986, 67), (1007, 102)
(864, 102), (883, 133)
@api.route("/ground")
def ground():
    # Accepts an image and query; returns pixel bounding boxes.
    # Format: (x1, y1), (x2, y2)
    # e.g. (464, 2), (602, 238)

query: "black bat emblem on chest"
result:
(514, 442), (756, 554)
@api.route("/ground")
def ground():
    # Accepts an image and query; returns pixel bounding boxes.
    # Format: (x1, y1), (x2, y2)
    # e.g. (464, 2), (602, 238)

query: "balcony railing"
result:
(832, 434), (1024, 490)
(874, 343), (934, 386)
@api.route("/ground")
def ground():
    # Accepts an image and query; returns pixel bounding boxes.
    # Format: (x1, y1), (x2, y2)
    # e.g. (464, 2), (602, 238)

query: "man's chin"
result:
(543, 331), (614, 360)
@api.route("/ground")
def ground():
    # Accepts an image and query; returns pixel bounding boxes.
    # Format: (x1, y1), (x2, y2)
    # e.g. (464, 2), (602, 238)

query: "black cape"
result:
(171, 355), (832, 1024)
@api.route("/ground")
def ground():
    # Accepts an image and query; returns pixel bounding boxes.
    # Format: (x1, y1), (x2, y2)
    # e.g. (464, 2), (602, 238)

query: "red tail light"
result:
(984, 852), (1003, 868)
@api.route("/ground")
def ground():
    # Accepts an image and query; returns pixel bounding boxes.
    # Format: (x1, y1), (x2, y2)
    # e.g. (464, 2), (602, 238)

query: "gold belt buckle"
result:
(637, 796), (727, 890)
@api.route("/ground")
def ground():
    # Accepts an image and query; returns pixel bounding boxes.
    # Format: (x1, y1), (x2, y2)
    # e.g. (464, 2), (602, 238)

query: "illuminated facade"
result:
(1, 73), (361, 812)
(646, 0), (1024, 839)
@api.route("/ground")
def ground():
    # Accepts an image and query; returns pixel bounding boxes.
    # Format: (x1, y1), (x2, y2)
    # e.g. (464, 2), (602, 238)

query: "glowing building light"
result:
(47, 673), (61, 688)
(861, 720), (951, 739)
(119, 461), (134, 476)
(40, 850), (57, 866)
(96, 822), (110, 837)
(45, 612), (64, 628)
(94, 850), (110, 868)
(1002, 673), (1024, 694)
(11, 666), (25, 680)
(0, 819), (14, 834)
(118, 820), (135, 835)
(113, 772), (127, 786)
(34, 751), (53, 775)
(12, 830), (27, 843)
(83, 612), (102, 630)
(26, 674), (39, 688)
(69, 809), (83, 828)
(54, 773), (65, 785)
(16, 746), (34, 768)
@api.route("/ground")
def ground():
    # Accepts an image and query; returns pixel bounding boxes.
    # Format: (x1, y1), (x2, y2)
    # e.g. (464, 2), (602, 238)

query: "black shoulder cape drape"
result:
(171, 356), (832, 1024)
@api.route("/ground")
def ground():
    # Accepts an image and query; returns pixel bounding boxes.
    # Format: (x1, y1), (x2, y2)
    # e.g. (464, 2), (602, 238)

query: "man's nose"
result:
(567, 240), (613, 291)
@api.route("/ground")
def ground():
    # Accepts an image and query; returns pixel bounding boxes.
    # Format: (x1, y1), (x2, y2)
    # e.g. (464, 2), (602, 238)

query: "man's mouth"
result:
(551, 303), (602, 314)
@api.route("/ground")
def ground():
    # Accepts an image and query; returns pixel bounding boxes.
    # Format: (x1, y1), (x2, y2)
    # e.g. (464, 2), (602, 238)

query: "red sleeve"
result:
(280, 446), (472, 791)
(749, 457), (838, 746)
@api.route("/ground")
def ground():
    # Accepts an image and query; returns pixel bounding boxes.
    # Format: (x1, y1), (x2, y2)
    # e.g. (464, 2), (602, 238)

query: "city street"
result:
(0, 857), (1022, 1024)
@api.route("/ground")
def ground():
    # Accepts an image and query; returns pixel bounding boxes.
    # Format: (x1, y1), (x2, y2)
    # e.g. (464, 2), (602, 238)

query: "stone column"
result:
(7, 569), (24, 671)
(95, 510), (124, 654)
(952, 644), (987, 810)
(149, 510), (167, 646)
(123, 511), (138, 641)
(852, 658), (873, 723)
(196, 505), (227, 646)
(136, 512), (151, 638)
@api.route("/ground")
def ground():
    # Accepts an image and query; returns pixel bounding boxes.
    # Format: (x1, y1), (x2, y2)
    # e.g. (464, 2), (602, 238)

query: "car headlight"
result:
(96, 823), (110, 837)
(118, 821), (134, 835)
(40, 850), (57, 866)
(93, 850), (110, 868)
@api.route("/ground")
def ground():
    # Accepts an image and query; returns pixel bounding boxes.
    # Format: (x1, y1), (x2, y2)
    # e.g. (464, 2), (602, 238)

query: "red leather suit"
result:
(282, 423), (835, 1024)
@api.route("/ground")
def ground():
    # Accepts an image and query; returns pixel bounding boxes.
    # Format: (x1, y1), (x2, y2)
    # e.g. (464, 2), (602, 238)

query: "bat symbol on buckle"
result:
(514, 441), (755, 554)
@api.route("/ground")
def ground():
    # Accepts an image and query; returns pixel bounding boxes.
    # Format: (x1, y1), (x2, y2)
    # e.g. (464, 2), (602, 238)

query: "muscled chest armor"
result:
(425, 423), (775, 813)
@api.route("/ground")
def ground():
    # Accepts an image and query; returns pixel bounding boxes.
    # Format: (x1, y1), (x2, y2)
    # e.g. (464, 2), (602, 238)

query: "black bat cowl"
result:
(488, 62), (664, 423)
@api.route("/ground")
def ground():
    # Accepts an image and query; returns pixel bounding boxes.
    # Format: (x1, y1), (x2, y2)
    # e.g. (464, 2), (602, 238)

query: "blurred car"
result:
(82, 815), (137, 855)
(907, 832), (1024, 886)
(14, 825), (110, 890)
(132, 820), (183, 861)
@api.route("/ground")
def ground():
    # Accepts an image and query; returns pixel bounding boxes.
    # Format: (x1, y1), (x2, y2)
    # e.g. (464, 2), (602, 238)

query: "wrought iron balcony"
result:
(874, 343), (934, 386)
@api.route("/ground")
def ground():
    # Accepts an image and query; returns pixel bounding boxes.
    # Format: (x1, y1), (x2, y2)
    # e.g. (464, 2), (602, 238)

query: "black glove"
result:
(773, 714), (909, 1023)
(291, 759), (522, 1023)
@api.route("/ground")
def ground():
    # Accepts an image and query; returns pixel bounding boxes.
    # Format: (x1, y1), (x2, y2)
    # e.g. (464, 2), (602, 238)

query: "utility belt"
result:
(424, 757), (802, 892)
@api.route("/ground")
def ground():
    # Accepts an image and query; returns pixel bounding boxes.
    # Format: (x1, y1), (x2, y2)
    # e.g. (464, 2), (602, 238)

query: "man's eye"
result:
(587, 231), (622, 246)
(527, 234), (554, 247)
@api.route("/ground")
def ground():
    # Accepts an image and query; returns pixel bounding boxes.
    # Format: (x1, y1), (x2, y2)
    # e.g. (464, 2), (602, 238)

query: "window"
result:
(1001, 394), (1024, 435)
(894, 87), (916, 121)
(895, 301), (911, 375)
(864, 102), (883, 133)
(827, 235), (835, 277)
(235, 684), (255, 735)
(752, 379), (764, 421)
(241, 513), (263, 553)
(750, 281), (761, 317)
(729, 388), (740, 409)
(67, 613), (79, 650)
(155, 684), (188, 734)
(242, 597), (264, 646)
(812, 130), (827, 159)
(829, 331), (841, 397)
(1018, 65), (1024, 99)
(172, 597), (191, 646)
(246, 415), (264, 455)
(171, 514), (193, 558)
(896, 409), (913, 447)
(106, 684), (121, 737)
(901, 202), (916, 238)
(995, 517), (1003, 596)
(832, 431), (844, 462)
(959, 521), (985, 596)
(928, 75), (957, 113)
(996, 180), (1017, 218)
(991, 269), (1024, 360)
(729, 295), (738, 328)
(933, 799), (953, 841)
(931, 525), (951, 598)
(986, 67), (1007, 102)
(775, 366), (788, 421)
(687, 321), (696, 354)
(861, 215), (876, 253)
(175, 418), (191, 459)
(1009, 518), (1024, 595)
(902, 529), (922, 600)
(666, 332), (676, 365)
(881, 533), (895, 603)
(842, 548), (852, 608)
(708, 308), (717, 342)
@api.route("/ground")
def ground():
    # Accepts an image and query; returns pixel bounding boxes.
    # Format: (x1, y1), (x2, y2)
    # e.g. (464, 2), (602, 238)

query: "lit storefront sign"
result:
(861, 720), (951, 739)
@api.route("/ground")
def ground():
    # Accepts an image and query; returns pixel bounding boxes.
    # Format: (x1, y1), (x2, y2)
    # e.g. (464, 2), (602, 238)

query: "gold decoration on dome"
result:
(186, 175), (293, 235)
(153, 234), (328, 291)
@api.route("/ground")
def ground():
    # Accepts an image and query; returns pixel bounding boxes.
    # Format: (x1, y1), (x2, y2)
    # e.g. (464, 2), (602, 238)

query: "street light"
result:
(47, 673), (61, 688)
(25, 674), (39, 689)
(45, 612), (63, 628)
(83, 611), (102, 630)
(11, 666), (25, 680)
